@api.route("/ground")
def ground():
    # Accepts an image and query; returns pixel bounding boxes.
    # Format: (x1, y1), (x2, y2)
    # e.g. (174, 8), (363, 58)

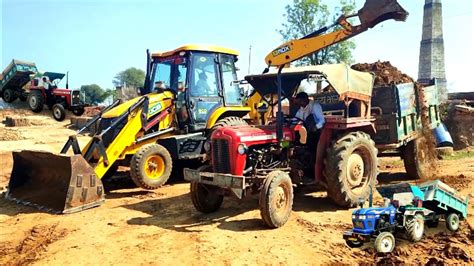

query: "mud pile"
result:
(351, 61), (415, 87)
(0, 127), (25, 141)
(83, 106), (103, 117)
(0, 224), (68, 265)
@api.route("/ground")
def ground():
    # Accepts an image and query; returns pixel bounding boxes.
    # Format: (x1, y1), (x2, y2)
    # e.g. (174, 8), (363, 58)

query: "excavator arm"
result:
(265, 0), (408, 67)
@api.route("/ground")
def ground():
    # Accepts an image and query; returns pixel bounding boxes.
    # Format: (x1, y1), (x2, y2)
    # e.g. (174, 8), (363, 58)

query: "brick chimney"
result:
(418, 0), (447, 103)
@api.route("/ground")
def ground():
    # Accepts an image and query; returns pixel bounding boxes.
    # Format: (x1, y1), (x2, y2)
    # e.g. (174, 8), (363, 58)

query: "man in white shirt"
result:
(293, 92), (325, 148)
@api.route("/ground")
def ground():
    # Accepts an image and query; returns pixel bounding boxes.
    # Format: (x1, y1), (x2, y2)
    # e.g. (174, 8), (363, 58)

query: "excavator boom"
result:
(265, 0), (408, 67)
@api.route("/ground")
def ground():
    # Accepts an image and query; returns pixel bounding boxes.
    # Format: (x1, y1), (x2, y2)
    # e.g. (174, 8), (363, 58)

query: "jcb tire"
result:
(212, 116), (248, 130)
(323, 131), (378, 207)
(259, 170), (293, 228)
(72, 107), (85, 116)
(446, 213), (460, 232)
(374, 232), (395, 253)
(52, 104), (66, 121)
(130, 144), (172, 190)
(402, 138), (430, 180)
(2, 89), (18, 103)
(28, 90), (44, 112)
(190, 165), (224, 213)
(405, 214), (424, 242)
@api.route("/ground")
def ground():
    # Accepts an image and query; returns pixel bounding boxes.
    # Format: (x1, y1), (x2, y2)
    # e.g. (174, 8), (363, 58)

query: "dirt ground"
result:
(0, 109), (473, 265)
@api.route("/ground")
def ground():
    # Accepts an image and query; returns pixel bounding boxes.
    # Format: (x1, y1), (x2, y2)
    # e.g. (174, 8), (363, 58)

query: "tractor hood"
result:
(352, 206), (396, 216)
(43, 72), (65, 82)
(245, 64), (375, 102)
(213, 125), (294, 144)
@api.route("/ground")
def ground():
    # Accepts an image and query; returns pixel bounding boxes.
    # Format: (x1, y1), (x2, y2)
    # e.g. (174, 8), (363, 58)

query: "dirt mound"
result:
(352, 61), (415, 87)
(83, 106), (103, 117)
(0, 223), (68, 265)
(5, 116), (31, 127)
(0, 127), (25, 141)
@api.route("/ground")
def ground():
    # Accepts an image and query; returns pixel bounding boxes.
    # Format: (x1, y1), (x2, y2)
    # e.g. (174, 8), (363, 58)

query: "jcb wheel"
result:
(212, 116), (248, 130)
(259, 170), (293, 228)
(2, 89), (18, 103)
(52, 103), (66, 121)
(405, 214), (424, 242)
(446, 213), (460, 232)
(323, 131), (378, 207)
(130, 144), (172, 190)
(190, 165), (223, 213)
(374, 232), (395, 253)
(28, 90), (44, 112)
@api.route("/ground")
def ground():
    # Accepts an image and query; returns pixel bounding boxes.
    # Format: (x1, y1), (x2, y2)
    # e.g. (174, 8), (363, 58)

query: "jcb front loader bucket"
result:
(358, 0), (408, 28)
(6, 150), (104, 214)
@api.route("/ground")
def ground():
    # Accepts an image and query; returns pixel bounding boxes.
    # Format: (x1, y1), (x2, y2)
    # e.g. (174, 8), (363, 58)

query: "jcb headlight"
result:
(237, 144), (247, 155)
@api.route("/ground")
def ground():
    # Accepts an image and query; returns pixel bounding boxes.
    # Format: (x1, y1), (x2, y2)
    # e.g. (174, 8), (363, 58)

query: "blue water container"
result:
(433, 123), (453, 147)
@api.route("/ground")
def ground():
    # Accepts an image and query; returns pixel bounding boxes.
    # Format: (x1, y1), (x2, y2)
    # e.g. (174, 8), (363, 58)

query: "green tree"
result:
(80, 84), (111, 105)
(278, 0), (356, 66)
(113, 67), (145, 88)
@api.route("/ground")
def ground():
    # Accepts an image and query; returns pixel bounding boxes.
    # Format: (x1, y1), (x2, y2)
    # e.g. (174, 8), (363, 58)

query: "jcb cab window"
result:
(190, 53), (219, 97)
(153, 57), (187, 92)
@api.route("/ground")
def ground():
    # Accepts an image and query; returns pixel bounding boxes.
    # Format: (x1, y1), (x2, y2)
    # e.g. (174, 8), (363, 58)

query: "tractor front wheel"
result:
(346, 240), (364, 248)
(52, 104), (66, 121)
(190, 165), (224, 213)
(2, 89), (18, 103)
(72, 107), (85, 116)
(323, 131), (378, 207)
(374, 232), (395, 253)
(28, 90), (44, 112)
(259, 170), (293, 228)
(130, 144), (172, 190)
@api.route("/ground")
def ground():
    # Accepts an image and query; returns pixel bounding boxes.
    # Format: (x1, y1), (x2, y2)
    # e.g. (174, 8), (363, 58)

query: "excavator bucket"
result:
(6, 150), (104, 214)
(358, 0), (408, 28)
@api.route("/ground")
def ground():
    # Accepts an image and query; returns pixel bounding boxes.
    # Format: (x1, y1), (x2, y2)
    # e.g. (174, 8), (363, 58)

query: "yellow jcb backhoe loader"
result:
(6, 45), (251, 213)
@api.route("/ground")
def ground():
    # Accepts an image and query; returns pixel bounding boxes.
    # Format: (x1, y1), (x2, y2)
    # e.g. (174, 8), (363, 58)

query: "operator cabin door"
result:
(188, 52), (222, 131)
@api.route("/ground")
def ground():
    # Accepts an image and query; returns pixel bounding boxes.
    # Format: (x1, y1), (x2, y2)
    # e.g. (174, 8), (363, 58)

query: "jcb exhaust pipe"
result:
(6, 150), (104, 213)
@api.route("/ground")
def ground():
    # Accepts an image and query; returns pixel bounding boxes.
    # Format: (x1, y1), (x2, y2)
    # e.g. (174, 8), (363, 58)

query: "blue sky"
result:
(1, 0), (472, 92)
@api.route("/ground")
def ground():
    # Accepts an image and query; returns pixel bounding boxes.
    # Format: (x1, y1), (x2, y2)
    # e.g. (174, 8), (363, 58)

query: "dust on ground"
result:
(0, 108), (473, 265)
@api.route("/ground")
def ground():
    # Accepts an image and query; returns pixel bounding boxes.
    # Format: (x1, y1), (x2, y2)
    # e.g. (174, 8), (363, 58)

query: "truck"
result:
(0, 59), (38, 103)
(343, 181), (468, 253)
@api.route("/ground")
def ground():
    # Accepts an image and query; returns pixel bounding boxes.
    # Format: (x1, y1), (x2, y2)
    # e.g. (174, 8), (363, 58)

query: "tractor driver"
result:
(154, 81), (166, 93)
(293, 92), (325, 149)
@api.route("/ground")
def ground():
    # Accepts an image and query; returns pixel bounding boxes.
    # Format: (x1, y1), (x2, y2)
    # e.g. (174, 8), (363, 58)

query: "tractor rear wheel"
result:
(190, 165), (224, 213)
(446, 213), (460, 232)
(28, 90), (44, 112)
(130, 144), (172, 190)
(374, 232), (395, 253)
(323, 131), (378, 207)
(259, 170), (293, 228)
(405, 214), (424, 242)
(52, 104), (66, 121)
(2, 89), (18, 103)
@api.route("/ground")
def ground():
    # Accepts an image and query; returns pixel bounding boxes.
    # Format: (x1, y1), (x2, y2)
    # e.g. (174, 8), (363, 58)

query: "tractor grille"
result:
(72, 90), (81, 105)
(212, 139), (231, 173)
(353, 220), (364, 229)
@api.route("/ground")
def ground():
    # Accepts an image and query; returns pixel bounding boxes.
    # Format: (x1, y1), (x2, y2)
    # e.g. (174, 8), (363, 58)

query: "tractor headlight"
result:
(352, 215), (356, 220)
(237, 144), (247, 155)
(358, 215), (366, 220)
(204, 141), (211, 152)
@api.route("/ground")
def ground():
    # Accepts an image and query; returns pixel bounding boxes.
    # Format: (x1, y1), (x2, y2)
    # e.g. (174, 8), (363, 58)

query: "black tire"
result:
(28, 90), (45, 112)
(211, 116), (247, 132)
(2, 88), (18, 103)
(130, 144), (172, 189)
(190, 165), (224, 213)
(405, 214), (424, 242)
(374, 232), (395, 253)
(402, 138), (430, 180)
(72, 107), (85, 116)
(323, 131), (378, 207)
(259, 170), (293, 228)
(52, 103), (66, 121)
(446, 213), (460, 232)
(346, 240), (364, 248)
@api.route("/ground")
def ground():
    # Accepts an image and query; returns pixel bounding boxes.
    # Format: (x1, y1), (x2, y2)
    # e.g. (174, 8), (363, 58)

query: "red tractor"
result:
(184, 65), (379, 227)
(28, 72), (86, 121)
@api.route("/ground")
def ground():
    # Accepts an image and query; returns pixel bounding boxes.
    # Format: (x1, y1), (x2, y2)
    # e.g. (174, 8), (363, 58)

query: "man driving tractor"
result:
(293, 91), (325, 146)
